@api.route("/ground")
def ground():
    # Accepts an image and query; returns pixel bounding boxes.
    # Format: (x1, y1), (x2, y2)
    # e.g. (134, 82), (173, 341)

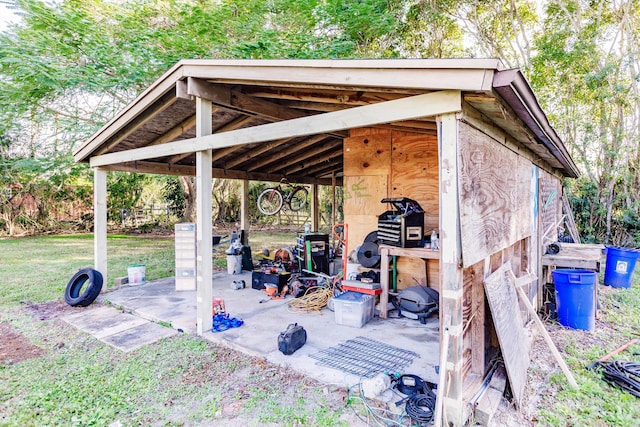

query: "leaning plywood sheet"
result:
(459, 123), (532, 267)
(483, 262), (529, 408)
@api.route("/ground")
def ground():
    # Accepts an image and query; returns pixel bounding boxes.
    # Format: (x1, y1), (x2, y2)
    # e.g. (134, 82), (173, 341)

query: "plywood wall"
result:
(458, 122), (533, 267)
(344, 128), (439, 244)
(343, 128), (439, 290)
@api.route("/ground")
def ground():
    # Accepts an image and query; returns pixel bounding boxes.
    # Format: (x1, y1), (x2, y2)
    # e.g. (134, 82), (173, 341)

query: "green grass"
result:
(4, 233), (639, 425)
(0, 232), (348, 427)
(0, 234), (174, 309)
(535, 271), (640, 426)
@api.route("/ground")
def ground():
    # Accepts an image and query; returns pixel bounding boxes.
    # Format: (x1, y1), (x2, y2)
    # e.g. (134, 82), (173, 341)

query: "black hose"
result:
(593, 361), (640, 398)
(405, 389), (436, 425)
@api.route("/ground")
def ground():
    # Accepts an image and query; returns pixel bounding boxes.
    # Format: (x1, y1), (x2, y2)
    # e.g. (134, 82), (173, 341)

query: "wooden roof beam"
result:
(93, 91), (178, 156)
(290, 154), (343, 177)
(101, 160), (335, 185)
(246, 135), (332, 172)
(266, 139), (342, 174)
(90, 90), (463, 167)
(170, 115), (254, 164)
(184, 77), (348, 138)
(148, 115), (197, 147)
(224, 137), (296, 169)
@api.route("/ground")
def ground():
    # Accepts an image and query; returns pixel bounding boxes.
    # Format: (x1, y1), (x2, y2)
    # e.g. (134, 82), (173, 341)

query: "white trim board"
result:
(90, 90), (462, 167)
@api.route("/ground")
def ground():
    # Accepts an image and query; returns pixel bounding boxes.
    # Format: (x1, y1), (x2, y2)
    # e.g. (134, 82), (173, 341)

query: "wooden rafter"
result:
(266, 139), (342, 174)
(90, 90), (463, 167)
(246, 135), (332, 172)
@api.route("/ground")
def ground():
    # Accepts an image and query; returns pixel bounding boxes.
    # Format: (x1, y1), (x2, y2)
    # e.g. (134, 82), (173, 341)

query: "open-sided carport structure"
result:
(74, 59), (578, 426)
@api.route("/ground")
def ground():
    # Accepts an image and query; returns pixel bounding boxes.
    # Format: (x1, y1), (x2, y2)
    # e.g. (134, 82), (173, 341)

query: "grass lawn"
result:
(0, 232), (356, 427)
(1, 233), (639, 426)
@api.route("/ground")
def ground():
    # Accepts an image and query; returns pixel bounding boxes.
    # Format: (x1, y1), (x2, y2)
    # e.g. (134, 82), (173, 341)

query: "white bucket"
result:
(127, 264), (146, 285)
(226, 255), (242, 275)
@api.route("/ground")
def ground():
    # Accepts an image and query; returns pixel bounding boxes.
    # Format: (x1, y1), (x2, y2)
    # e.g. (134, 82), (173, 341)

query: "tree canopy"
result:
(1, 0), (640, 243)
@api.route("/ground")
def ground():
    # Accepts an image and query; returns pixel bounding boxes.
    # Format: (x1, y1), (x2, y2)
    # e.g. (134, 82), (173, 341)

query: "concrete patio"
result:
(94, 270), (441, 392)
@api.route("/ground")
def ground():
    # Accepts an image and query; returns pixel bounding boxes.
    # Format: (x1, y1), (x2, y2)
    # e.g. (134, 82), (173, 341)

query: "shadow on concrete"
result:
(93, 270), (440, 389)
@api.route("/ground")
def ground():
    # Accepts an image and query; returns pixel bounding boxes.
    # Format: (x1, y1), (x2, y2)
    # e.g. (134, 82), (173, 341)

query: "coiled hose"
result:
(593, 361), (640, 398)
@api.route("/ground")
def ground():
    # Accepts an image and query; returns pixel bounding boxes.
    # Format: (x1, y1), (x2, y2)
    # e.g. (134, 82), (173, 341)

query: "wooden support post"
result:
(195, 97), (213, 337)
(434, 315), (451, 427)
(93, 167), (108, 287)
(331, 172), (337, 244)
(240, 179), (250, 245)
(438, 112), (465, 426)
(311, 183), (319, 232)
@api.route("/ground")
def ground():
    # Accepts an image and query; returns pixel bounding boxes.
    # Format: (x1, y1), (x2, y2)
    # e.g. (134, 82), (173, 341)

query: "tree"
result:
(530, 0), (640, 244)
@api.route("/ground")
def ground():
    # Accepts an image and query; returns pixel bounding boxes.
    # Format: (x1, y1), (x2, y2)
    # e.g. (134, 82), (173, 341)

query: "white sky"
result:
(0, 2), (21, 32)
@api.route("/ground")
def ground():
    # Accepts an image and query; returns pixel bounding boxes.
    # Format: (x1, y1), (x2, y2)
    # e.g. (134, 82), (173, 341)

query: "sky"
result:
(0, 2), (21, 32)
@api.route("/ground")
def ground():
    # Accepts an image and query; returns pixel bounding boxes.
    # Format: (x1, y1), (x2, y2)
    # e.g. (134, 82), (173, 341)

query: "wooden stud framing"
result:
(195, 97), (213, 336)
(240, 179), (250, 244)
(93, 167), (108, 286)
(311, 184), (319, 232)
(90, 91), (463, 168)
(438, 112), (465, 427)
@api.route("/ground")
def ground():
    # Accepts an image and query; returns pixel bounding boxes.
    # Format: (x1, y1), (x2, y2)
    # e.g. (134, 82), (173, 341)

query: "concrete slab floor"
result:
(62, 305), (178, 352)
(99, 270), (441, 391)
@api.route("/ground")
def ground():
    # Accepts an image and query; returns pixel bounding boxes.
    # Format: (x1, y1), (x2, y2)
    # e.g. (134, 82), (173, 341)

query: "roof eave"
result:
(493, 69), (580, 178)
(74, 59), (503, 163)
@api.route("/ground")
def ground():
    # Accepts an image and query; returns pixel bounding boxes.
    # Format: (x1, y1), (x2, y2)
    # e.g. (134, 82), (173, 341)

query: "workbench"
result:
(379, 245), (440, 318)
(541, 243), (604, 274)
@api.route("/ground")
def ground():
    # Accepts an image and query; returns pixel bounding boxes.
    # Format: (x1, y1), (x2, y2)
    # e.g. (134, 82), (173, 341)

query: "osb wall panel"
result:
(459, 122), (532, 267)
(343, 176), (389, 248)
(391, 132), (439, 232)
(539, 168), (562, 249)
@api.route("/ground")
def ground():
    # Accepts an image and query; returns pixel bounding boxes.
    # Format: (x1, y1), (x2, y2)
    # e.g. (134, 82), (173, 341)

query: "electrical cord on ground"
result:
(345, 381), (410, 427)
(405, 391), (436, 426)
(286, 285), (333, 313)
(593, 361), (640, 398)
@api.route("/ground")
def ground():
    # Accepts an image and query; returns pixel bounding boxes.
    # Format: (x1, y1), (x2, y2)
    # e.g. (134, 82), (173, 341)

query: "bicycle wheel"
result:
(257, 188), (284, 215)
(288, 187), (308, 211)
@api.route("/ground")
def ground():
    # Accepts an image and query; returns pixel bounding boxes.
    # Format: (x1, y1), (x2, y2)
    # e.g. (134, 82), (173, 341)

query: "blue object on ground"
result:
(603, 247), (639, 288)
(212, 313), (244, 332)
(552, 269), (597, 331)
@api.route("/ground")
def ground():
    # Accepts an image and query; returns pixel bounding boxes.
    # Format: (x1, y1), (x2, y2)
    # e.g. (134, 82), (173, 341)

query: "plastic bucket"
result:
(226, 255), (242, 275)
(127, 264), (146, 285)
(552, 269), (596, 331)
(604, 247), (639, 288)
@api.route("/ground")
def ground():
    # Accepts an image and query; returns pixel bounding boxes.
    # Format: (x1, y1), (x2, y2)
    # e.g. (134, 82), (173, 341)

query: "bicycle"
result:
(257, 178), (309, 216)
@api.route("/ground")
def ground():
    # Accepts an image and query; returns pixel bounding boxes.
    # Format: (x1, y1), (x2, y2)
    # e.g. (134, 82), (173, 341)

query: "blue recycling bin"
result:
(552, 269), (597, 331)
(604, 247), (639, 288)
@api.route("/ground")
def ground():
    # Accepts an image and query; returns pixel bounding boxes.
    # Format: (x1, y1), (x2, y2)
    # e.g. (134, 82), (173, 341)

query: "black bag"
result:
(278, 323), (307, 355)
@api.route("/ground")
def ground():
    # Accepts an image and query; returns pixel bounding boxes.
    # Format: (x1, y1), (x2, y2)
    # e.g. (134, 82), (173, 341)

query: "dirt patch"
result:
(0, 322), (44, 365)
(0, 300), (84, 365)
(22, 299), (85, 321)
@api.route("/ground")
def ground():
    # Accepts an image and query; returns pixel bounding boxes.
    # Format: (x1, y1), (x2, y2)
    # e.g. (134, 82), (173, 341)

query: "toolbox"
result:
(377, 197), (424, 248)
(251, 271), (290, 293)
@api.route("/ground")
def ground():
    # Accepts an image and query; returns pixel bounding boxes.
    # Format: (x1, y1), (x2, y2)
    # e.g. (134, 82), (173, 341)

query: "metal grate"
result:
(309, 336), (420, 378)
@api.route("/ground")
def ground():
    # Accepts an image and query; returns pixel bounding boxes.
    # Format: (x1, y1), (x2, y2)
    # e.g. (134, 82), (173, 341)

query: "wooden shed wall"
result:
(457, 118), (564, 402)
(343, 127), (440, 290)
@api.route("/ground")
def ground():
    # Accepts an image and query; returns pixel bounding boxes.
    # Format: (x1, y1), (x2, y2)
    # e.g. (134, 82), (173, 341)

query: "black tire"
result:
(257, 188), (284, 215)
(288, 187), (308, 211)
(65, 268), (103, 307)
